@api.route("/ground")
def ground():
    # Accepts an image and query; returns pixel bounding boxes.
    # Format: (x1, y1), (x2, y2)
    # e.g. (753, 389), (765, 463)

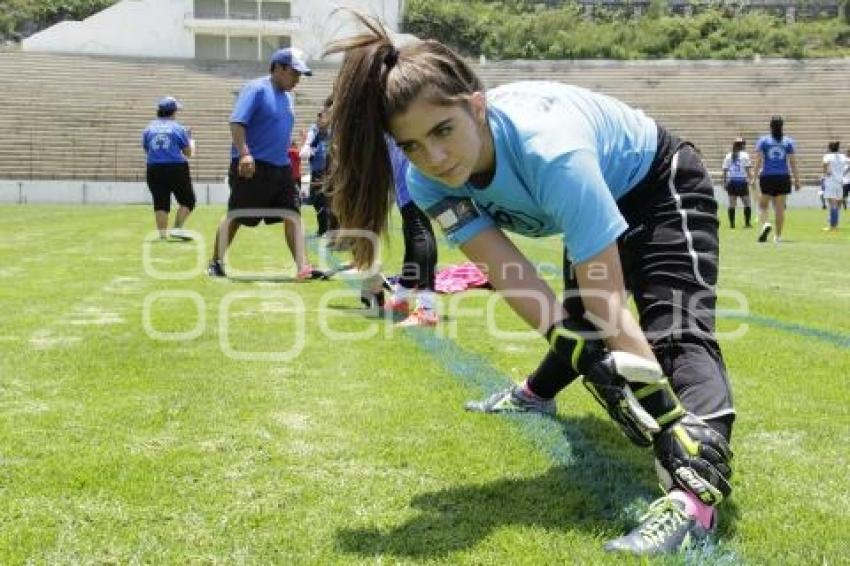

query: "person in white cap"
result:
(141, 96), (195, 240)
(208, 48), (322, 279)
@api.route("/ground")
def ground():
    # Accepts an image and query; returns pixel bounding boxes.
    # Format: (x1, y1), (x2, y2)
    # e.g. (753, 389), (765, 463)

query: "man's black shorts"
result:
(759, 175), (791, 196)
(725, 179), (749, 197)
(146, 163), (195, 212)
(228, 159), (300, 227)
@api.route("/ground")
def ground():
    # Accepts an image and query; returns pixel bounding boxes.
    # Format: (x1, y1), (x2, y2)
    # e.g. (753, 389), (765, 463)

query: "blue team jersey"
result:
(388, 138), (412, 207)
(755, 135), (795, 176)
(230, 76), (294, 167)
(306, 124), (331, 172)
(142, 119), (189, 165)
(406, 82), (657, 264)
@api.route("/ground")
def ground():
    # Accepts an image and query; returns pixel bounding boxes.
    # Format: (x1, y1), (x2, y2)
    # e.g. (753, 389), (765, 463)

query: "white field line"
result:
(28, 276), (145, 350)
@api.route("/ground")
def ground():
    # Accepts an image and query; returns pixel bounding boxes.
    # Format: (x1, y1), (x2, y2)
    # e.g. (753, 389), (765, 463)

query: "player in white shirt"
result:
(821, 141), (849, 231)
(721, 138), (753, 228)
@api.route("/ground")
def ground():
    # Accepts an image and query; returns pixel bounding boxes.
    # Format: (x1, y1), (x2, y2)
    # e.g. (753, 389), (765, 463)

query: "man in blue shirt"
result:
(141, 96), (195, 240)
(208, 48), (319, 279)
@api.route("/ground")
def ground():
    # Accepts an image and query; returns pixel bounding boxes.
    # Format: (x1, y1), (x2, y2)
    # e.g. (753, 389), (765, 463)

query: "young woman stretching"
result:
(325, 14), (734, 556)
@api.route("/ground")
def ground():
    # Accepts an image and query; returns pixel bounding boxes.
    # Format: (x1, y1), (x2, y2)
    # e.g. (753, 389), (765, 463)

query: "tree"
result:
(646, 0), (668, 20)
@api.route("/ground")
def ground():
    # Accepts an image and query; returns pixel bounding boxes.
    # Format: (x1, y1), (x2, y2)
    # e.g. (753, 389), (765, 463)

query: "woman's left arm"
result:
(789, 154), (801, 190)
(459, 226), (563, 333)
(573, 243), (657, 363)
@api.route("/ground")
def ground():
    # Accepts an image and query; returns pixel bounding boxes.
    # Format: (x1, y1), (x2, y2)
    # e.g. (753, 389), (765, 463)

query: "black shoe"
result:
(207, 259), (226, 277)
(360, 290), (385, 314)
(757, 223), (772, 243)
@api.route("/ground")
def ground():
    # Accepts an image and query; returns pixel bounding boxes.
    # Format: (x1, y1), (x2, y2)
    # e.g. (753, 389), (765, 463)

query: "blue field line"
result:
(314, 243), (578, 466)
(719, 311), (850, 349)
(410, 329), (579, 466)
(319, 246), (742, 561)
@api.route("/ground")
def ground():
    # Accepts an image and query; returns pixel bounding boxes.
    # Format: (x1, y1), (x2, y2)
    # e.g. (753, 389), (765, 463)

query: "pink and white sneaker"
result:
(397, 308), (438, 327)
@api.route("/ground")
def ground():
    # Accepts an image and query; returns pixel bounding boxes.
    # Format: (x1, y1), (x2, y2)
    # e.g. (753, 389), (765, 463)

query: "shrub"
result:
(404, 0), (850, 59)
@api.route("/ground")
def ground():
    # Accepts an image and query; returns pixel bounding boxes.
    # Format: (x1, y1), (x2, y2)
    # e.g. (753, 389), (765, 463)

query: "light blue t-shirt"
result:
(406, 82), (657, 264)
(230, 76), (294, 167)
(141, 119), (189, 165)
(756, 135), (795, 176)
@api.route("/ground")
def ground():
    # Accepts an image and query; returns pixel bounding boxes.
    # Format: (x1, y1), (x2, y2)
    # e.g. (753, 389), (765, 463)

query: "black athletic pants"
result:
(398, 202), (437, 291)
(527, 126), (735, 441)
(310, 170), (331, 236)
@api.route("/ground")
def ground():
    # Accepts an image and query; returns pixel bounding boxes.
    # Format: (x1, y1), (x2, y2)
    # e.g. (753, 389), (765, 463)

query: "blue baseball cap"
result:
(157, 96), (182, 112)
(270, 48), (312, 76)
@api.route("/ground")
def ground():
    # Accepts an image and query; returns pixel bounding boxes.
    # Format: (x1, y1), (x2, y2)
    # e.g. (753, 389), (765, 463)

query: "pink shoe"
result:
(385, 295), (410, 316)
(397, 308), (438, 327)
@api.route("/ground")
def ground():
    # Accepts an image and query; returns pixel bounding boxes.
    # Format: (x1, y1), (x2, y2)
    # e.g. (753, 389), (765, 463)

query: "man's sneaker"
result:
(207, 259), (226, 277)
(169, 228), (193, 241)
(757, 223), (772, 243)
(397, 307), (438, 327)
(360, 290), (385, 312)
(296, 265), (328, 280)
(604, 495), (713, 556)
(464, 384), (556, 416)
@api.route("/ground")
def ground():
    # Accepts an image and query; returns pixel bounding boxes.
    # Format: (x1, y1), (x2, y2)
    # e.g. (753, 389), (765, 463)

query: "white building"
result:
(22, 0), (404, 62)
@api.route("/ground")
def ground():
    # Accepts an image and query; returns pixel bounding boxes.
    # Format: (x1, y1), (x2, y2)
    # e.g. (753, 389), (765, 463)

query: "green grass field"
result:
(1, 204), (848, 564)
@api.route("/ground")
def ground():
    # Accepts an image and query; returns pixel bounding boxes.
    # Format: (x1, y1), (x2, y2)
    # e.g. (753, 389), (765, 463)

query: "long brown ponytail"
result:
(324, 11), (482, 268)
